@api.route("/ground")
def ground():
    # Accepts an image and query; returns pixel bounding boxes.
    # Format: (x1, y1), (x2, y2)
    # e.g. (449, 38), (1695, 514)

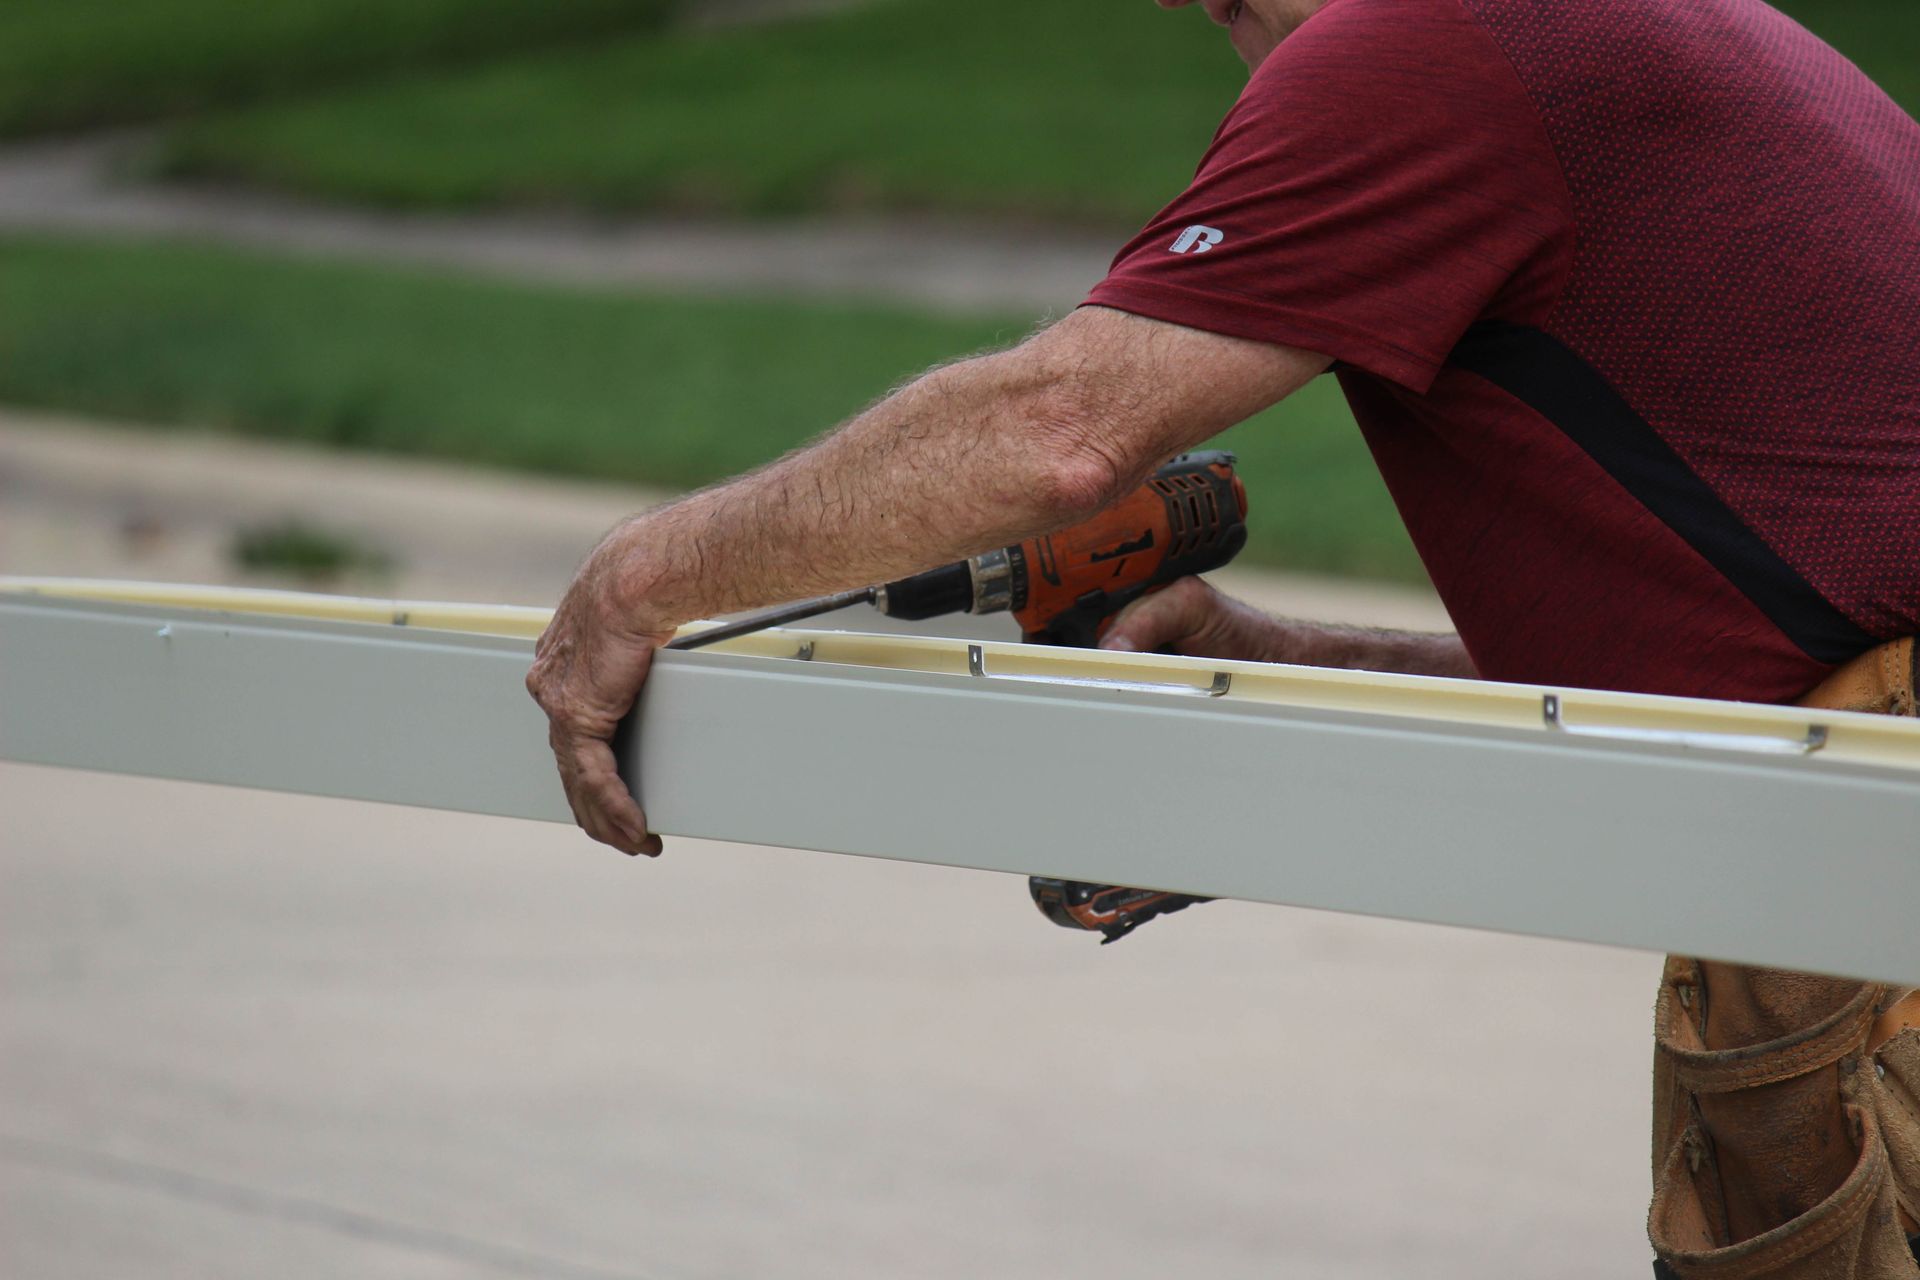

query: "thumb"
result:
(1099, 577), (1218, 654)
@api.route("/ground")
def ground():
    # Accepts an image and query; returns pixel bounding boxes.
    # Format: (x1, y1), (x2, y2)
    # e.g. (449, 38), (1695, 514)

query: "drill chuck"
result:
(877, 546), (1030, 619)
(966, 547), (1028, 614)
(872, 561), (972, 621)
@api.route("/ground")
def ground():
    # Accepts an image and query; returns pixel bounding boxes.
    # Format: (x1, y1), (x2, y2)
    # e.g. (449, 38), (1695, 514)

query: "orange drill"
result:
(667, 450), (1249, 942)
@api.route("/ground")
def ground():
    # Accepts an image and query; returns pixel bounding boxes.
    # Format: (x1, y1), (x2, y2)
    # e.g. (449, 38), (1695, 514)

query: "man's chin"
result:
(1230, 27), (1279, 70)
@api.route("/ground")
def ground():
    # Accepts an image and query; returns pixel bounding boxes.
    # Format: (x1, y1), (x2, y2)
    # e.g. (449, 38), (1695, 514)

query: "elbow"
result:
(984, 329), (1161, 528)
(1029, 447), (1129, 527)
(1018, 380), (1142, 527)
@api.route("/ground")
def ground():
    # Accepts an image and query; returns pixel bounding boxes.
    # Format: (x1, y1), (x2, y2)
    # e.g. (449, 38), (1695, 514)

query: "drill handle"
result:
(1025, 452), (1249, 646)
(1023, 586), (1149, 648)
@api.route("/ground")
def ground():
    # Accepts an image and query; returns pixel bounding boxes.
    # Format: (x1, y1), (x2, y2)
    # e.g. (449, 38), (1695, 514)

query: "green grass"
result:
(0, 236), (1421, 581)
(1792, 0), (1920, 111)
(230, 519), (396, 582)
(149, 0), (1243, 224)
(0, 0), (674, 138)
(147, 0), (1915, 226)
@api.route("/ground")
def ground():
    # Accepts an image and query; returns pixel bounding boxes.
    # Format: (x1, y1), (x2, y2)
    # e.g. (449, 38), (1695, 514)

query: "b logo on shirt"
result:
(1169, 225), (1225, 254)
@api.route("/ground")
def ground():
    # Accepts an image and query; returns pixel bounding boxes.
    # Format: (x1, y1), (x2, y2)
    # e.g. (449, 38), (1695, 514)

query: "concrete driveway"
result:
(1, 414), (1663, 1278)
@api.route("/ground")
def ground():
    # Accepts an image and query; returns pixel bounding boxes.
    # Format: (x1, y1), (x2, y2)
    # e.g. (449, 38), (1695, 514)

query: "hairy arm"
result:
(529, 306), (1332, 853)
(1101, 577), (1475, 678)
(596, 307), (1326, 626)
(1267, 622), (1475, 678)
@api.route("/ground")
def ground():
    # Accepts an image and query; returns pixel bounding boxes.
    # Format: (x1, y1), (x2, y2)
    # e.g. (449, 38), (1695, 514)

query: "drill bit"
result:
(665, 587), (877, 651)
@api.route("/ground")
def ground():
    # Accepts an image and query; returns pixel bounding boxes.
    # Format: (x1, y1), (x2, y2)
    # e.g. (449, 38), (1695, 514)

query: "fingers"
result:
(558, 729), (660, 857)
(1099, 576), (1219, 654)
(528, 626), (668, 857)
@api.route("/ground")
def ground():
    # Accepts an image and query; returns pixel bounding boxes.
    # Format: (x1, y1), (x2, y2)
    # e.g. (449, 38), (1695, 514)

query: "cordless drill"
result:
(869, 449), (1248, 646)
(668, 450), (1250, 942)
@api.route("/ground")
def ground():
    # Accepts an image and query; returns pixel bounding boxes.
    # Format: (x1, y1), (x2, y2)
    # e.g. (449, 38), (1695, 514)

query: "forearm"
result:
(594, 308), (1323, 630)
(1151, 587), (1476, 678)
(603, 352), (1106, 629)
(1264, 618), (1477, 679)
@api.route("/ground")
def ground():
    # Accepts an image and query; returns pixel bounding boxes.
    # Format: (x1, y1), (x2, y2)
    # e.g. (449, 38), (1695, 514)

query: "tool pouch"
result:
(1649, 637), (1920, 1279)
(1797, 637), (1917, 717)
(1649, 967), (1920, 1278)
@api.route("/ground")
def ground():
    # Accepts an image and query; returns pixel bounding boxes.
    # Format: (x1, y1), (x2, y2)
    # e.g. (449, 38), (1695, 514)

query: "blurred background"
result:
(0, 2), (1912, 1277)
(0, 0), (1911, 589)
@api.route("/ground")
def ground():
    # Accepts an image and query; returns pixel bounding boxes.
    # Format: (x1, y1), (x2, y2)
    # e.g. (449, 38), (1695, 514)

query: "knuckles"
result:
(1164, 575), (1215, 609)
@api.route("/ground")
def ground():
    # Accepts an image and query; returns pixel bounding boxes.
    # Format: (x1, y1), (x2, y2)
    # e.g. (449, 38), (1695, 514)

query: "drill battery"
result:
(1028, 878), (1212, 944)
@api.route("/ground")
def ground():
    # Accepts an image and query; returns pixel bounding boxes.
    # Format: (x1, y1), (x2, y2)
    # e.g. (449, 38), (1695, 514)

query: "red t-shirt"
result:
(1085, 0), (1920, 702)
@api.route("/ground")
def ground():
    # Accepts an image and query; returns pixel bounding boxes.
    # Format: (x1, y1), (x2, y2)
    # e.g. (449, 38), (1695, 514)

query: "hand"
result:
(1097, 576), (1279, 662)
(527, 530), (677, 856)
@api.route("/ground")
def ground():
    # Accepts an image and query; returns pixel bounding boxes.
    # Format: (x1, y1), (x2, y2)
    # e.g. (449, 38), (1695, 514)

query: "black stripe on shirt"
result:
(1447, 320), (1876, 665)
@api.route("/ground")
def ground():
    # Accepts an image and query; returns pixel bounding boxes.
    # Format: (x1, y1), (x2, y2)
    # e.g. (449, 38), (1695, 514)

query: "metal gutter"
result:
(3, 579), (1916, 983)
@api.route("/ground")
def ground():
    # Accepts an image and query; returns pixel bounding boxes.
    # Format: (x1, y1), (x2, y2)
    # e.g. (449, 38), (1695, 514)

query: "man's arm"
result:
(1100, 576), (1477, 679)
(528, 306), (1332, 854)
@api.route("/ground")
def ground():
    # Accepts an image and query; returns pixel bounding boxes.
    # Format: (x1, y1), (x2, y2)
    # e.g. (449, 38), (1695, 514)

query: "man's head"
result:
(1156, 0), (1326, 71)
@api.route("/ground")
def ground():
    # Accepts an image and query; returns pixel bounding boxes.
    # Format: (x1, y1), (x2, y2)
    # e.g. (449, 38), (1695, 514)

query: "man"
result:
(529, 0), (1920, 1272)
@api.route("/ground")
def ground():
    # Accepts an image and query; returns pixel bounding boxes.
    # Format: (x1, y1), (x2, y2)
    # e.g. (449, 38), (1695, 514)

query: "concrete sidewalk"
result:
(0, 413), (1662, 1279)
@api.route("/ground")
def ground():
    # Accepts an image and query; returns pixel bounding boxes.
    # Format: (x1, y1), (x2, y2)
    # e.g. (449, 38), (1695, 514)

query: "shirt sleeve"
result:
(1084, 0), (1572, 393)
